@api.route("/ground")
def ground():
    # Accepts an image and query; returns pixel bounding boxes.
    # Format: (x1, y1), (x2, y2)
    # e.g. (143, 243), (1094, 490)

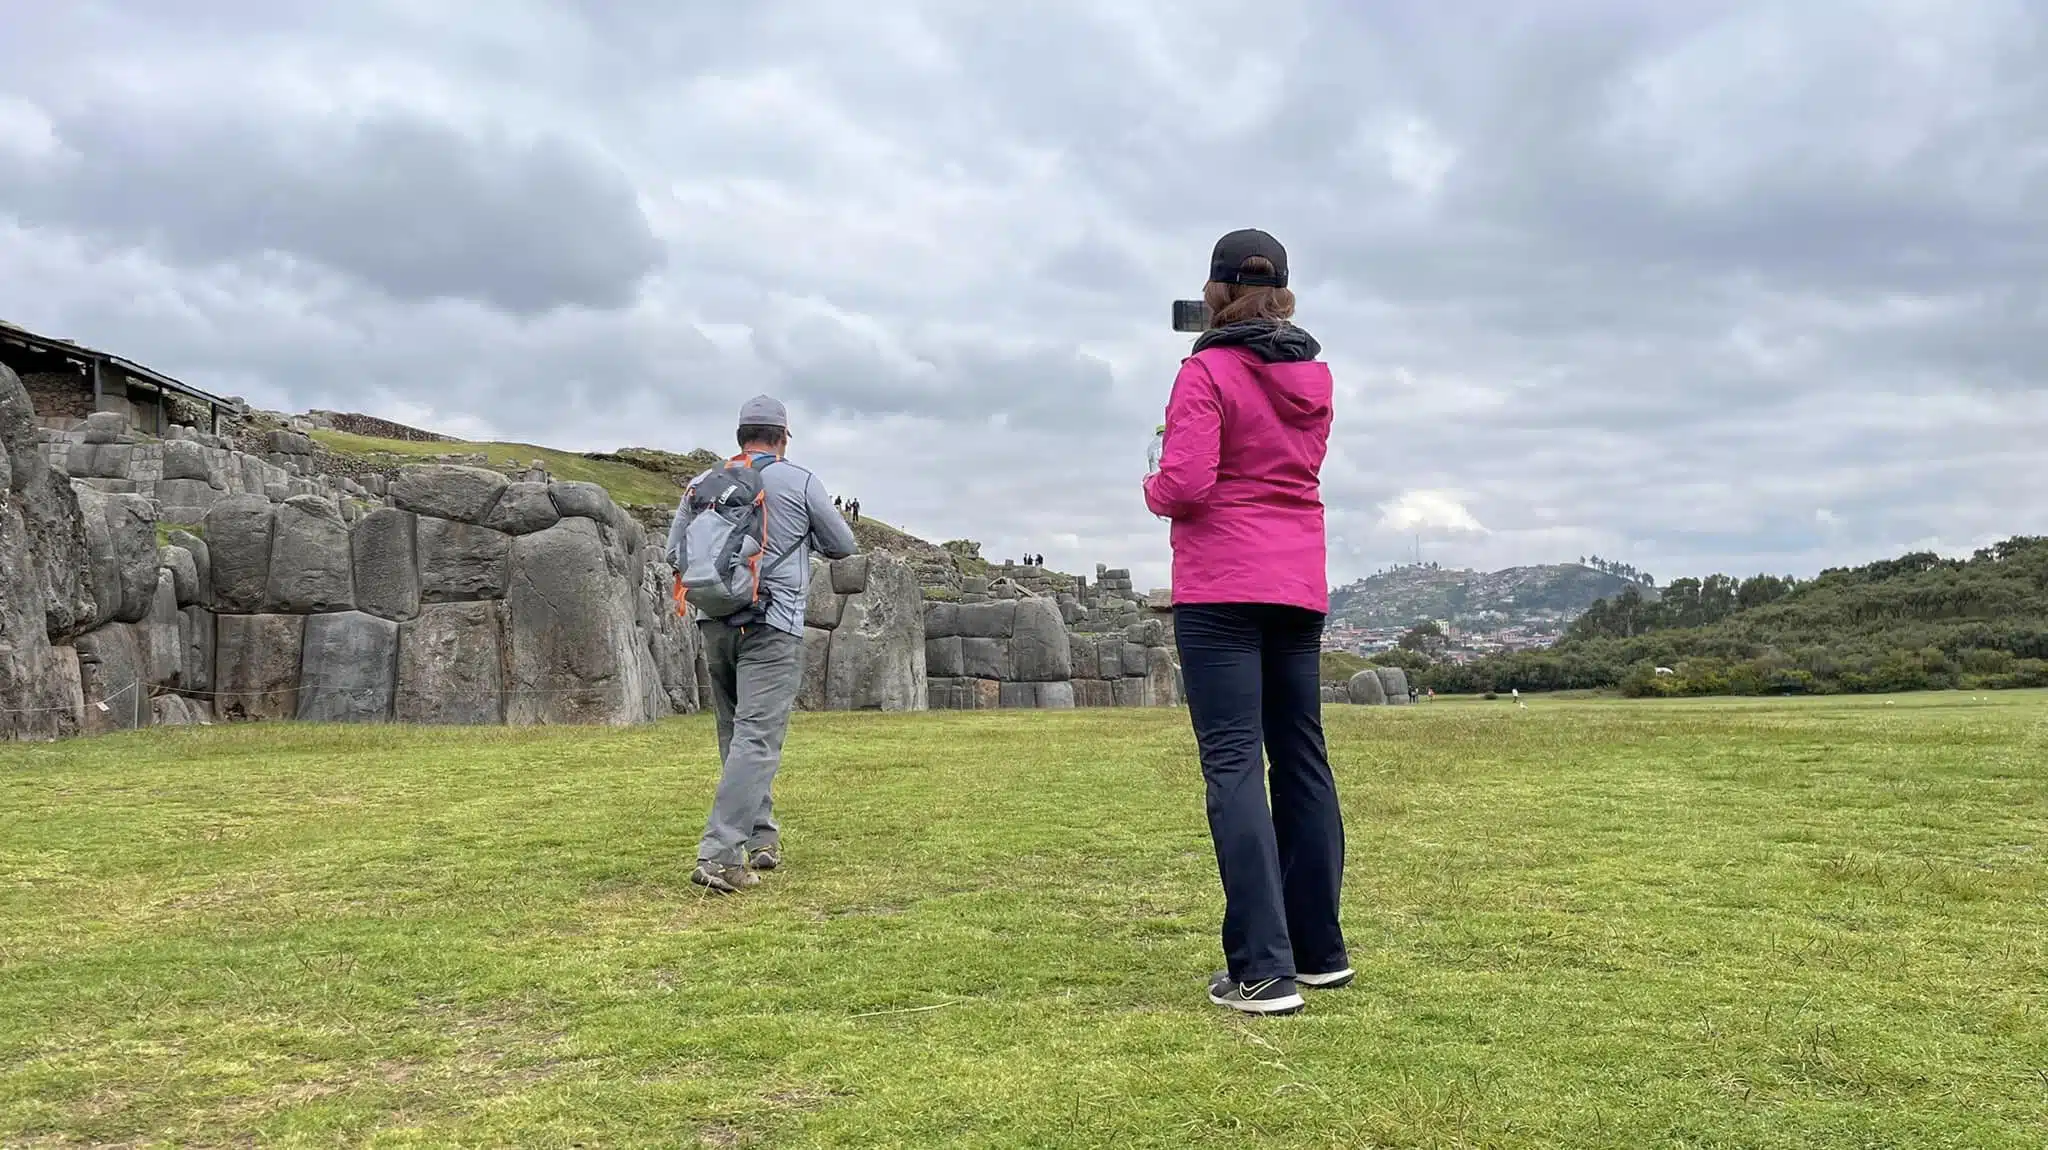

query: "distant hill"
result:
(1329, 563), (1654, 630)
(1417, 537), (2048, 696)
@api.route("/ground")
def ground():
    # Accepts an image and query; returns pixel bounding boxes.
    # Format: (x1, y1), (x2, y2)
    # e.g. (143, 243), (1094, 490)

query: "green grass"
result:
(310, 430), (686, 509)
(3, 694), (2046, 1147)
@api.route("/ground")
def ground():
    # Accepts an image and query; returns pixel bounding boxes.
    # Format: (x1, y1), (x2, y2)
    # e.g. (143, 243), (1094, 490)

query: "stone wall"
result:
(1328, 665), (1414, 706)
(800, 554), (928, 711)
(0, 361), (723, 738)
(306, 410), (453, 443)
(924, 590), (1180, 711)
(21, 370), (95, 426)
(0, 360), (1167, 736)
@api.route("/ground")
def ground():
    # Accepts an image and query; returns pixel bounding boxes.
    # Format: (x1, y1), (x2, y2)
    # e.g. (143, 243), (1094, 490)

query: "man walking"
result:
(667, 396), (858, 894)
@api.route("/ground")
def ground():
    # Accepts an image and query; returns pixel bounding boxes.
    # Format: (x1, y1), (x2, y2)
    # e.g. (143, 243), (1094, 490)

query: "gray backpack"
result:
(677, 457), (800, 622)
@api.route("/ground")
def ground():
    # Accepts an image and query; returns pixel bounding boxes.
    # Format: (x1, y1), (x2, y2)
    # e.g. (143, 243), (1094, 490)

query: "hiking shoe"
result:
(1207, 972), (1305, 1016)
(689, 862), (760, 894)
(748, 845), (781, 871)
(1298, 967), (1355, 990)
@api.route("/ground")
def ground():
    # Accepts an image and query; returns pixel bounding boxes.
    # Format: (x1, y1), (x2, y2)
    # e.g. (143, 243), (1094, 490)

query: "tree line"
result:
(1378, 537), (2048, 696)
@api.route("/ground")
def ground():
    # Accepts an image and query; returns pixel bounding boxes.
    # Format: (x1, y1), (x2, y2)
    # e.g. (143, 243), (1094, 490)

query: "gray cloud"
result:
(2, 0), (2046, 590)
(0, 103), (659, 314)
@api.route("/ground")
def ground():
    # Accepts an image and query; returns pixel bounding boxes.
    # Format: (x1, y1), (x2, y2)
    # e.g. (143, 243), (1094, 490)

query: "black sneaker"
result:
(1298, 967), (1355, 990)
(689, 862), (760, 894)
(748, 845), (781, 871)
(1207, 972), (1305, 1016)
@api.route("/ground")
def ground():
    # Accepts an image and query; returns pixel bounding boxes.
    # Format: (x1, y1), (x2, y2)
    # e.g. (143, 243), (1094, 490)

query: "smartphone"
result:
(1172, 300), (1211, 333)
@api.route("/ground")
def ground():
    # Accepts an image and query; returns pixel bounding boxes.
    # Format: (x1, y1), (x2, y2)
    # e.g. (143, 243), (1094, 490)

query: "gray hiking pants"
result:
(696, 620), (804, 866)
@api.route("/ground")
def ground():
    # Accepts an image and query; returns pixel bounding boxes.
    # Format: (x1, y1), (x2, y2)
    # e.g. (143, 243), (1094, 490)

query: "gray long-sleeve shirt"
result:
(666, 455), (859, 637)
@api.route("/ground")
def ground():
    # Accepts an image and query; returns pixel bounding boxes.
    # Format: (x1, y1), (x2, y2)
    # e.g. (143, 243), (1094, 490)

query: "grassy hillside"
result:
(5, 695), (2045, 1146)
(1429, 536), (2048, 696)
(310, 429), (687, 509)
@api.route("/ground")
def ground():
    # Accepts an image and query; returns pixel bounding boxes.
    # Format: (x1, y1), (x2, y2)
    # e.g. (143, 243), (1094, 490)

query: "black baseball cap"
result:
(1209, 228), (1289, 287)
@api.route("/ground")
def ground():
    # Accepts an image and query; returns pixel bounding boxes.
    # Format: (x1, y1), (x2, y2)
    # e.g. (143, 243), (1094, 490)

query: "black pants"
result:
(1175, 603), (1348, 982)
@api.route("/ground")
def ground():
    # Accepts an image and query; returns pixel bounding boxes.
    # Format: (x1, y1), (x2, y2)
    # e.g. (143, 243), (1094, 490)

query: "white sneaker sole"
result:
(1209, 990), (1306, 1015)
(1298, 968), (1355, 989)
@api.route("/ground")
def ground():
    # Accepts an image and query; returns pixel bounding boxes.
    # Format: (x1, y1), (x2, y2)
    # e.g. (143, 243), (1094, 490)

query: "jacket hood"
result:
(1192, 321), (1331, 427)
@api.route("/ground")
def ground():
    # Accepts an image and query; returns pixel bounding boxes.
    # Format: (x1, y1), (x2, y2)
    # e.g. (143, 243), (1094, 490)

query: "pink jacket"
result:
(1143, 336), (1333, 614)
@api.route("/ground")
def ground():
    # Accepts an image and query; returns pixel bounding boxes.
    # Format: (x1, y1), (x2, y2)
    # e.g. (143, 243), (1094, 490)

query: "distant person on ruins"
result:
(1143, 228), (1345, 1017)
(667, 395), (858, 895)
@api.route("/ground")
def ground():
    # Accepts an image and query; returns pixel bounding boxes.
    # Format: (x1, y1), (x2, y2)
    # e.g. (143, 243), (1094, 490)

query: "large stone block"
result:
(204, 496), (275, 613)
(482, 481), (561, 535)
(265, 496), (354, 613)
(81, 411), (129, 445)
(1146, 647), (1180, 707)
(160, 544), (201, 606)
(959, 636), (1009, 681)
(69, 442), (133, 479)
(74, 484), (158, 625)
(639, 560), (703, 716)
(925, 677), (968, 710)
(265, 429), (315, 455)
(954, 600), (1016, 639)
(417, 516), (511, 602)
(547, 480), (620, 526)
(1348, 669), (1387, 705)
(505, 517), (653, 725)
(74, 624), (149, 733)
(139, 569), (180, 687)
(179, 607), (214, 694)
(1122, 643), (1149, 677)
(806, 556), (846, 629)
(152, 695), (208, 726)
(924, 635), (964, 678)
(298, 611), (399, 722)
(391, 464), (508, 524)
(1074, 678), (1116, 708)
(1113, 676), (1148, 708)
(1010, 599), (1073, 682)
(1376, 666), (1411, 704)
(160, 440), (216, 483)
(215, 613), (305, 720)
(797, 625), (832, 712)
(830, 555), (870, 595)
(1, 414), (95, 647)
(929, 676), (999, 710)
(922, 601), (959, 640)
(397, 601), (507, 725)
(1097, 638), (1125, 679)
(823, 554), (926, 711)
(351, 507), (420, 621)
(154, 477), (222, 523)
(1067, 633), (1099, 679)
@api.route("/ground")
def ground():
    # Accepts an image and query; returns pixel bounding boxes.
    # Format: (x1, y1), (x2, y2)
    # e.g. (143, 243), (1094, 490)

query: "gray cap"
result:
(737, 394), (789, 430)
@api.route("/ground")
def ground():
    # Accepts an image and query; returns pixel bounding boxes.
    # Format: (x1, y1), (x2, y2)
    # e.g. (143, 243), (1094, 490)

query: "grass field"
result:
(3, 694), (2046, 1147)
(309, 430), (686, 509)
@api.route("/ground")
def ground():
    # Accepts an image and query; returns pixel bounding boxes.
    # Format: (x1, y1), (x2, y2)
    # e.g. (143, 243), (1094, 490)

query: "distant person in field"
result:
(1143, 228), (1346, 1016)
(667, 395), (858, 894)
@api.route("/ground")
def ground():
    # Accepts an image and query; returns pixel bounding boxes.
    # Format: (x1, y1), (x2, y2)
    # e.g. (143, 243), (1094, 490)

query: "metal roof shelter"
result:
(0, 318), (240, 436)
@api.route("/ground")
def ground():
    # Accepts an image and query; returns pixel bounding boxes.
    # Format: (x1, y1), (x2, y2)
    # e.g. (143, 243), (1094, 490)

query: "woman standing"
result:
(1144, 229), (1349, 1016)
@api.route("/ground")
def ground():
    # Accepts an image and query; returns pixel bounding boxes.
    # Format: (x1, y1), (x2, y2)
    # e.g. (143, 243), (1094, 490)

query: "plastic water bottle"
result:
(1146, 424), (1166, 475)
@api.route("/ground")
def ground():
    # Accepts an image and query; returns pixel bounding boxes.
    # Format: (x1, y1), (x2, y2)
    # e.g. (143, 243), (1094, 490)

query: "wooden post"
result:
(91, 360), (103, 410)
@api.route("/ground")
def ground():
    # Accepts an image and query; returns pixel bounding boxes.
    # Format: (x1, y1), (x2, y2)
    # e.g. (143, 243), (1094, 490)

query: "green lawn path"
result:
(3, 693), (2045, 1146)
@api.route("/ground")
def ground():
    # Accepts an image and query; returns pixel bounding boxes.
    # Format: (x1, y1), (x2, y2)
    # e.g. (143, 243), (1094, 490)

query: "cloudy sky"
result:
(2, 1), (2043, 590)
